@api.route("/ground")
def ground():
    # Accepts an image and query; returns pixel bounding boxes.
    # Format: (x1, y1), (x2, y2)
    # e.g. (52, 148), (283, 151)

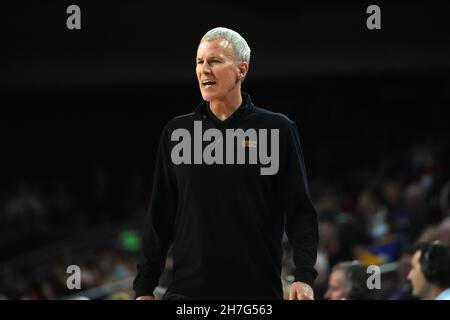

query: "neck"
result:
(425, 285), (443, 300)
(209, 89), (242, 121)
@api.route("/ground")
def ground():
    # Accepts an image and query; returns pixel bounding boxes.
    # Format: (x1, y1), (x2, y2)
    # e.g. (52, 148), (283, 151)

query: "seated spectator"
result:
(407, 241), (450, 300)
(383, 248), (417, 300)
(324, 261), (376, 300)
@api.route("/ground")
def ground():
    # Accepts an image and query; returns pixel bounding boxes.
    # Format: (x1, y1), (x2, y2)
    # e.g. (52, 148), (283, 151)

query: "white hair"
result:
(201, 27), (251, 64)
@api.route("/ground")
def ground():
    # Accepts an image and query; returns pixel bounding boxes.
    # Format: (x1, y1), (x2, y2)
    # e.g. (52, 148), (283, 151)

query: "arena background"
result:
(1, 0), (450, 300)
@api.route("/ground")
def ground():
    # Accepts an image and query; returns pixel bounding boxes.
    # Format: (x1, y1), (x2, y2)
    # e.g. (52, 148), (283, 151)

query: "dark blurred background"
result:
(1, 0), (450, 299)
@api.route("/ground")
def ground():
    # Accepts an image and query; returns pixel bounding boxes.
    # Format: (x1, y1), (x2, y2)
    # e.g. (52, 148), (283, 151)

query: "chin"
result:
(200, 90), (217, 102)
(201, 93), (211, 101)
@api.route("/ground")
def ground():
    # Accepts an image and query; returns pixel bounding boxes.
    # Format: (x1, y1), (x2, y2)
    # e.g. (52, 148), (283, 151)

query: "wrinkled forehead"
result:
(196, 38), (235, 59)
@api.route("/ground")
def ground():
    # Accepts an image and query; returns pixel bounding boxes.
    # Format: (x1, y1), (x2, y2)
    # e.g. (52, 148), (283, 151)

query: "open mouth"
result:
(202, 80), (216, 88)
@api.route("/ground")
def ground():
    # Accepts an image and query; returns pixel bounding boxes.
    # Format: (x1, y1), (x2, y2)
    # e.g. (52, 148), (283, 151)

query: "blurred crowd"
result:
(0, 248), (137, 300)
(1, 137), (449, 300)
(306, 140), (450, 299)
(0, 166), (149, 300)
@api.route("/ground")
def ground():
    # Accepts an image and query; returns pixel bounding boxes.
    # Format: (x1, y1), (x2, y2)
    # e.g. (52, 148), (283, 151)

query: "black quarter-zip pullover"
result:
(133, 93), (318, 299)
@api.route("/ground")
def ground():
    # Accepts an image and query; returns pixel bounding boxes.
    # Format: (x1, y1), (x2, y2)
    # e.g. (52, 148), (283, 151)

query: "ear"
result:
(238, 62), (249, 79)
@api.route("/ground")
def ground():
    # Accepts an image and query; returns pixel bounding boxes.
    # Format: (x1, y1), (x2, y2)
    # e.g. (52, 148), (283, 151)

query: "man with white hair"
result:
(133, 27), (318, 300)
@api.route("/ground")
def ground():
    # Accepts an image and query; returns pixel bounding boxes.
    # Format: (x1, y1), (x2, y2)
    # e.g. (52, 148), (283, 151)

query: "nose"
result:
(407, 270), (412, 281)
(200, 62), (212, 74)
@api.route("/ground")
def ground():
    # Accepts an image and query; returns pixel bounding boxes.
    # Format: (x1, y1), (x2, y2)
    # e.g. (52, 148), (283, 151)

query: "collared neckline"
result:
(194, 92), (254, 127)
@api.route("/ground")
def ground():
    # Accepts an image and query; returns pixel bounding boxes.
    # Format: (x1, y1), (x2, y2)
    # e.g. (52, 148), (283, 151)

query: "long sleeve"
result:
(277, 120), (318, 288)
(133, 125), (178, 297)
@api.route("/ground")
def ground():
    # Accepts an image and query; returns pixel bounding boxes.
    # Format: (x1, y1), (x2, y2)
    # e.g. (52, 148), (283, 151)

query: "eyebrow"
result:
(196, 56), (222, 61)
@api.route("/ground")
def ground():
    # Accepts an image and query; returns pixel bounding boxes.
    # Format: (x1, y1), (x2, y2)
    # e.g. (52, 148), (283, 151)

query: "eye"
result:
(196, 60), (203, 65)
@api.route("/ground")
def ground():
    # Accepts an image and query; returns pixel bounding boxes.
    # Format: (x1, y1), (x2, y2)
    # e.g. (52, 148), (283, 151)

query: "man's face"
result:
(196, 38), (247, 102)
(324, 269), (349, 300)
(407, 250), (431, 298)
(397, 253), (413, 280)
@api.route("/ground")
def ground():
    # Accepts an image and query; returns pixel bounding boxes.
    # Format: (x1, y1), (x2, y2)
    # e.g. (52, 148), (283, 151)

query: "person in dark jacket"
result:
(133, 27), (318, 300)
(407, 241), (450, 300)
